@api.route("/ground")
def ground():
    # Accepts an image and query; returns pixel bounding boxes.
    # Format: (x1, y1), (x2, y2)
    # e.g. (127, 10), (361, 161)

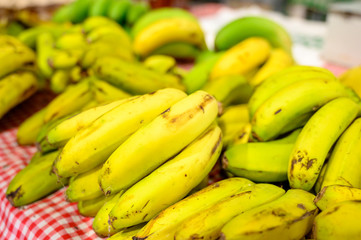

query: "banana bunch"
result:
(0, 35), (39, 120)
(131, 8), (207, 59)
(52, 0), (149, 29)
(339, 65), (361, 98)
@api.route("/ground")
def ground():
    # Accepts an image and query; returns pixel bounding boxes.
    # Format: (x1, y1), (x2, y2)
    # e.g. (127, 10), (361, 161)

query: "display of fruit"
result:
(2, 4), (361, 239)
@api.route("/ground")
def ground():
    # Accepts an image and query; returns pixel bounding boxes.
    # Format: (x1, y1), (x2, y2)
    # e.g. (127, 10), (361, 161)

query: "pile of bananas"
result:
(3, 4), (361, 239)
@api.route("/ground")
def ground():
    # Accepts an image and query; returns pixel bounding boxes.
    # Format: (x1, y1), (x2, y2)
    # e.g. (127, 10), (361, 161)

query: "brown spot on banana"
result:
(221, 154), (229, 169)
(211, 135), (222, 155)
(6, 186), (23, 206)
(274, 109), (282, 115)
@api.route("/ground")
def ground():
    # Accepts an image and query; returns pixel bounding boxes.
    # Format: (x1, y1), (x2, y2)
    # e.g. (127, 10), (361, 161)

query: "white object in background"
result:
(322, 2), (361, 68)
(0, 0), (73, 9)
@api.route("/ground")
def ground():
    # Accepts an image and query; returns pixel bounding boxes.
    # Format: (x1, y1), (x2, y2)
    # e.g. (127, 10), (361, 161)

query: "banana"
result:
(89, 0), (109, 17)
(82, 16), (118, 33)
(0, 71), (38, 119)
(55, 32), (87, 50)
(6, 150), (68, 207)
(92, 78), (132, 103)
(70, 0), (94, 23)
(54, 88), (186, 178)
(174, 184), (285, 240)
(51, 48), (84, 69)
(223, 132), (298, 182)
(107, 0), (131, 24)
(47, 98), (129, 147)
(312, 200), (361, 239)
(109, 124), (223, 229)
(218, 104), (249, 125)
(215, 16), (292, 52)
(18, 24), (68, 48)
(314, 162), (328, 193)
(151, 42), (201, 60)
(221, 121), (249, 147)
(125, 1), (150, 27)
(0, 36), (35, 79)
(52, 3), (76, 23)
(320, 118), (361, 190)
(17, 108), (46, 145)
(78, 195), (107, 217)
(248, 65), (337, 119)
(86, 25), (131, 49)
(99, 90), (219, 196)
(183, 52), (224, 94)
(131, 7), (197, 38)
(202, 75), (253, 105)
(220, 189), (317, 240)
(36, 32), (55, 78)
(210, 37), (271, 80)
(92, 56), (185, 94)
(66, 165), (103, 202)
(143, 55), (176, 74)
(228, 123), (252, 147)
(249, 48), (294, 87)
(50, 69), (70, 94)
(133, 17), (207, 58)
(93, 192), (123, 237)
(288, 97), (360, 191)
(43, 79), (93, 123)
(134, 177), (254, 240)
(339, 65), (361, 98)
(108, 223), (146, 240)
(314, 185), (361, 211)
(251, 78), (359, 141)
(69, 66), (83, 83)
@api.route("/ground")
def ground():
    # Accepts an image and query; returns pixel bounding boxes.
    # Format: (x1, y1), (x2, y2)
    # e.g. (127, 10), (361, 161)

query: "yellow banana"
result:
(249, 48), (294, 87)
(220, 121), (249, 147)
(314, 185), (361, 211)
(50, 69), (70, 94)
(50, 48), (84, 69)
(108, 224), (146, 240)
(78, 195), (107, 217)
(93, 192), (123, 237)
(6, 150), (67, 207)
(109, 124), (223, 229)
(82, 16), (119, 33)
(210, 37), (271, 80)
(174, 184), (285, 240)
(92, 56), (185, 94)
(69, 66), (83, 83)
(36, 32), (55, 78)
(314, 162), (328, 193)
(66, 165), (103, 202)
(288, 97), (360, 191)
(54, 88), (186, 178)
(17, 108), (46, 145)
(133, 17), (206, 58)
(223, 142), (294, 182)
(228, 123), (252, 147)
(220, 189), (318, 240)
(248, 65), (337, 119)
(0, 71), (38, 119)
(43, 79), (93, 123)
(320, 118), (361, 189)
(55, 32), (87, 50)
(99, 90), (219, 196)
(143, 54), (176, 74)
(134, 177), (254, 240)
(92, 78), (132, 103)
(251, 78), (359, 141)
(218, 104), (249, 125)
(86, 25), (131, 49)
(47, 98), (129, 147)
(339, 65), (361, 98)
(312, 200), (361, 239)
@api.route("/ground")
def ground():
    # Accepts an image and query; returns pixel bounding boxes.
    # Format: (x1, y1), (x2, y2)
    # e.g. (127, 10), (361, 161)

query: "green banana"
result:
(36, 32), (55, 78)
(288, 97), (360, 191)
(6, 150), (67, 207)
(66, 165), (103, 202)
(174, 184), (285, 240)
(54, 88), (187, 178)
(131, 7), (197, 38)
(91, 78), (132, 103)
(0, 71), (38, 119)
(93, 192), (123, 237)
(99, 90), (219, 196)
(220, 189), (317, 240)
(312, 200), (361, 239)
(223, 142), (294, 182)
(92, 56), (185, 94)
(78, 195), (107, 217)
(17, 108), (46, 145)
(50, 69), (70, 94)
(107, 0), (131, 24)
(52, 4), (76, 23)
(89, 0), (109, 16)
(0, 36), (35, 78)
(109, 124), (223, 229)
(125, 1), (149, 27)
(43, 79), (93, 123)
(183, 52), (224, 94)
(150, 42), (202, 60)
(18, 24), (67, 48)
(320, 118), (361, 189)
(248, 65), (337, 119)
(134, 178), (254, 240)
(314, 185), (361, 211)
(143, 55), (176, 74)
(47, 98), (129, 147)
(251, 78), (359, 141)
(108, 223), (146, 240)
(215, 16), (292, 52)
